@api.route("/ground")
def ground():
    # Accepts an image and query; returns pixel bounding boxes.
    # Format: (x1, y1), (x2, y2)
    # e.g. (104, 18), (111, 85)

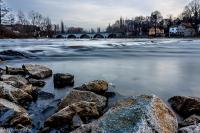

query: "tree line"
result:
(0, 0), (57, 38)
(106, 0), (200, 37)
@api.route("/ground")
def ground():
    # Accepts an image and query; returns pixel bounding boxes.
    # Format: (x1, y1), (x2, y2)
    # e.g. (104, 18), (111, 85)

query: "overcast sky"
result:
(7, 0), (189, 30)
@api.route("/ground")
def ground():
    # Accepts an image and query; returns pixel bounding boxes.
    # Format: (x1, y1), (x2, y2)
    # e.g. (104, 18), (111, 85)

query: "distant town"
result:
(0, 0), (200, 38)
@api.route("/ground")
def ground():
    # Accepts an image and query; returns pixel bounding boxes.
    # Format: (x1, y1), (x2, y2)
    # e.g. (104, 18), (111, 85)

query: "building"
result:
(169, 23), (196, 37)
(169, 26), (179, 36)
(177, 23), (196, 37)
(148, 27), (165, 37)
(198, 24), (200, 33)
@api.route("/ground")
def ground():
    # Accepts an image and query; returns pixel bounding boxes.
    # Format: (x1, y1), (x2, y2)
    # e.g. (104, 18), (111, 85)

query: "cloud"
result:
(6, 0), (188, 30)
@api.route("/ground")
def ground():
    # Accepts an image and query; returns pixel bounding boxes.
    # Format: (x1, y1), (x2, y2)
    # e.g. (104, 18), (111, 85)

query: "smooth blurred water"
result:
(1, 38), (200, 101)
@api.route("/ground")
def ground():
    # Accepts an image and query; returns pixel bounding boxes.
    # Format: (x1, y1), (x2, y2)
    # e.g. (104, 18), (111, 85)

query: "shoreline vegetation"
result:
(0, 0), (200, 39)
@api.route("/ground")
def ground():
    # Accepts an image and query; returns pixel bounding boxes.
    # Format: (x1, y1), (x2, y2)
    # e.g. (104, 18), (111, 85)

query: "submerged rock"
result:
(45, 101), (99, 128)
(74, 80), (108, 95)
(37, 91), (55, 100)
(28, 78), (46, 87)
(178, 123), (200, 133)
(0, 98), (31, 127)
(169, 96), (200, 118)
(58, 90), (107, 112)
(72, 95), (178, 133)
(5, 66), (26, 75)
(0, 50), (26, 57)
(23, 64), (52, 79)
(179, 115), (200, 128)
(54, 73), (74, 88)
(0, 81), (32, 104)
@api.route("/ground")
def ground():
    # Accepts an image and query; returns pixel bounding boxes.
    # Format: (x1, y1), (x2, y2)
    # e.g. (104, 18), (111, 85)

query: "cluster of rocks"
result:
(169, 96), (200, 132)
(0, 64), (52, 130)
(1, 63), (200, 133)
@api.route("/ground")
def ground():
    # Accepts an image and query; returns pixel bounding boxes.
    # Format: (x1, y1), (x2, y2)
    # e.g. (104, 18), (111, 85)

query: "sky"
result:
(7, 0), (189, 30)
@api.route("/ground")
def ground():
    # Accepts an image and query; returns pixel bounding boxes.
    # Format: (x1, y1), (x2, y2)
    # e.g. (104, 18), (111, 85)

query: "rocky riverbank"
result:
(0, 63), (200, 133)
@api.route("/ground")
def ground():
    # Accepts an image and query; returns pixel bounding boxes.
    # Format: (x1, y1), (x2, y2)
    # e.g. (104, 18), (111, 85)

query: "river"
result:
(1, 38), (200, 130)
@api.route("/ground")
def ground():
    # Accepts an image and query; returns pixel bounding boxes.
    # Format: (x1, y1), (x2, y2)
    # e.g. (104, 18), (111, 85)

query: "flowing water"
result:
(1, 38), (200, 130)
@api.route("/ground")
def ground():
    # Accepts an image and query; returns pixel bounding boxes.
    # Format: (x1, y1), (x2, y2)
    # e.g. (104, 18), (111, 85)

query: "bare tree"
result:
(0, 0), (9, 25)
(41, 16), (52, 37)
(7, 13), (15, 25)
(17, 10), (28, 25)
(150, 11), (163, 36)
(182, 0), (200, 32)
(29, 10), (43, 28)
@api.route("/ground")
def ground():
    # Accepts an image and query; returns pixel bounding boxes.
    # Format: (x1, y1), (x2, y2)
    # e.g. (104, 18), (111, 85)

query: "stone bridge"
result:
(54, 33), (122, 39)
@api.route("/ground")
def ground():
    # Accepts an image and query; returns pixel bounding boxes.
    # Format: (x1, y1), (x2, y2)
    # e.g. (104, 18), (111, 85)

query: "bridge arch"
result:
(93, 34), (104, 38)
(108, 33), (117, 38)
(80, 34), (90, 39)
(67, 34), (76, 39)
(56, 34), (65, 38)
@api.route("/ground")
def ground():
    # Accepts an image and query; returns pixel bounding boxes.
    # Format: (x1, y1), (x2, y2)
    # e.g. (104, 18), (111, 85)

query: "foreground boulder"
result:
(72, 95), (178, 133)
(0, 98), (31, 127)
(169, 96), (200, 118)
(74, 80), (108, 95)
(179, 115), (200, 128)
(179, 123), (200, 133)
(58, 90), (107, 112)
(44, 101), (99, 128)
(23, 64), (52, 79)
(54, 73), (74, 88)
(0, 81), (32, 104)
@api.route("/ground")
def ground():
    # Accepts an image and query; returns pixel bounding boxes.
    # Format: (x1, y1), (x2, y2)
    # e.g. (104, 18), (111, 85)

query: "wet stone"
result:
(54, 73), (74, 88)
(179, 115), (200, 128)
(5, 66), (26, 75)
(0, 98), (31, 127)
(169, 96), (200, 118)
(58, 90), (107, 113)
(28, 78), (46, 87)
(23, 64), (53, 79)
(0, 81), (33, 104)
(44, 101), (99, 128)
(74, 80), (108, 95)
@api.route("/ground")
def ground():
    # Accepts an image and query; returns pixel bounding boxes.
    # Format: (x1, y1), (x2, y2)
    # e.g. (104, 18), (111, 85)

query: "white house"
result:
(169, 27), (178, 35)
(169, 23), (196, 37)
(198, 24), (200, 33)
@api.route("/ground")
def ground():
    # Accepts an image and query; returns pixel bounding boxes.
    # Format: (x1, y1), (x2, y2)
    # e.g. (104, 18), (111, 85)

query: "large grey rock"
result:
(23, 64), (52, 79)
(44, 101), (99, 128)
(0, 98), (31, 127)
(58, 90), (107, 112)
(179, 123), (200, 133)
(169, 96), (200, 118)
(74, 80), (108, 95)
(179, 115), (200, 128)
(72, 95), (178, 133)
(0, 81), (32, 104)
